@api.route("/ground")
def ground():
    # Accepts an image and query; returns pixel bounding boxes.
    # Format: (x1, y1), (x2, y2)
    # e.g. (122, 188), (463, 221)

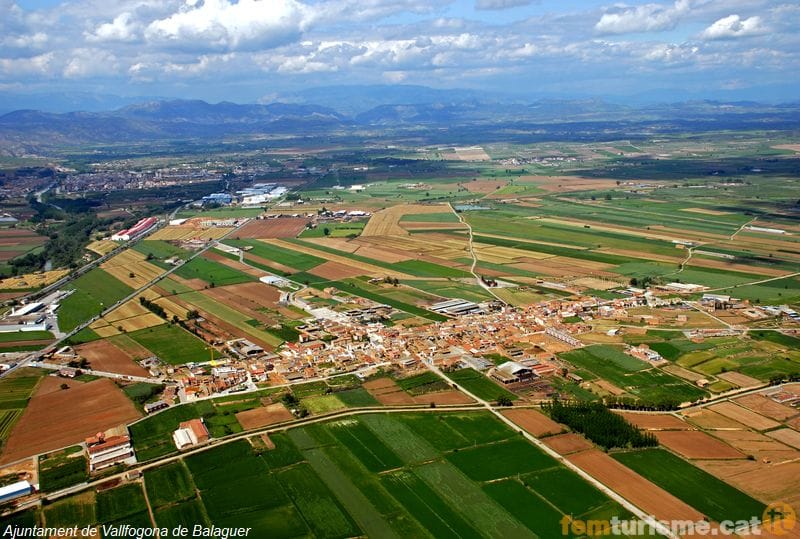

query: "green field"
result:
(0, 368), (47, 450)
(613, 448), (765, 522)
(127, 323), (219, 365)
(560, 345), (708, 405)
(12, 411), (688, 536)
(38, 447), (89, 492)
(174, 255), (255, 286)
(299, 221), (367, 238)
(57, 269), (134, 331)
(225, 238), (325, 271)
(443, 368), (518, 402)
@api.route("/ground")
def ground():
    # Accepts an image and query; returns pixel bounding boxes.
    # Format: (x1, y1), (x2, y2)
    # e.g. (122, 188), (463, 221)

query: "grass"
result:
(127, 323), (219, 365)
(144, 461), (195, 507)
(560, 345), (708, 404)
(336, 388), (381, 407)
(443, 368), (518, 402)
(0, 330), (54, 343)
(225, 239), (325, 271)
(613, 448), (765, 522)
(174, 256), (255, 286)
(96, 483), (148, 523)
(153, 497), (209, 529)
(276, 462), (362, 538)
(41, 491), (96, 527)
(395, 371), (450, 395)
(58, 269), (134, 331)
(133, 240), (190, 263)
(299, 221), (366, 238)
(38, 449), (88, 492)
(446, 438), (554, 481)
(303, 394), (346, 414)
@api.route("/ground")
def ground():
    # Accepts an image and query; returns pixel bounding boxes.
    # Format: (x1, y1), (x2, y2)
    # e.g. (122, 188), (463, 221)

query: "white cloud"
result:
(475, 0), (535, 10)
(595, 0), (691, 34)
(701, 14), (766, 39)
(86, 12), (138, 42)
(64, 48), (119, 78)
(0, 52), (55, 77)
(145, 0), (311, 51)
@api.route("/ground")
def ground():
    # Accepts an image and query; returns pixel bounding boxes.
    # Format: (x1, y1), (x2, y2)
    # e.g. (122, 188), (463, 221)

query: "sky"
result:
(1, 0), (798, 104)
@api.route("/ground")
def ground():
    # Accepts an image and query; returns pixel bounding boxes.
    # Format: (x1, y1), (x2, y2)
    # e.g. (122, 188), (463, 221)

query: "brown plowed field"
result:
(713, 429), (796, 452)
(567, 449), (705, 522)
(235, 403), (293, 430)
(0, 339), (53, 348)
(708, 402), (781, 431)
(500, 408), (564, 437)
(734, 394), (800, 422)
(238, 218), (308, 239)
(768, 428), (800, 449)
(696, 459), (800, 510)
(75, 340), (150, 377)
(655, 430), (743, 459)
(617, 412), (688, 430)
(107, 335), (152, 360)
(309, 261), (365, 280)
(0, 377), (141, 464)
(362, 377), (472, 406)
(542, 433), (593, 455)
(682, 409), (748, 430)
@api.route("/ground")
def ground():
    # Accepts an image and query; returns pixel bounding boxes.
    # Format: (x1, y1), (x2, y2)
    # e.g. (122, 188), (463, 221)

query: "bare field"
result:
(0, 377), (141, 464)
(542, 433), (593, 455)
(567, 449), (705, 522)
(734, 394), (799, 422)
(767, 428), (800, 450)
(654, 430), (743, 459)
(708, 402), (782, 431)
(696, 459), (800, 508)
(75, 339), (150, 377)
(362, 204), (451, 237)
(237, 217), (308, 239)
(717, 371), (762, 388)
(617, 412), (688, 430)
(308, 261), (367, 280)
(235, 403), (293, 430)
(500, 408), (564, 437)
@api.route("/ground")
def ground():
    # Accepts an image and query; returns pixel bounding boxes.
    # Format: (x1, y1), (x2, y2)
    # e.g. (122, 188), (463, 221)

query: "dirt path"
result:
(448, 203), (507, 305)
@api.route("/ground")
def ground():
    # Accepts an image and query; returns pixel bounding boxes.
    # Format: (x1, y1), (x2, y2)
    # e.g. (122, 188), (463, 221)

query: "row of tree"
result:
(542, 399), (658, 450)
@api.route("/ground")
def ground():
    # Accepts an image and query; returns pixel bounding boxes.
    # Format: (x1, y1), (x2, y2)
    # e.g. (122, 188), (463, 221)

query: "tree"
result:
(323, 227), (331, 236)
(60, 383), (70, 390)
(496, 395), (514, 407)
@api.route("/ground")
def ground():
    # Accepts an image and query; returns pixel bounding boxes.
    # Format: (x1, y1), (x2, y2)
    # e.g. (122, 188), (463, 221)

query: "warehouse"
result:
(0, 480), (33, 503)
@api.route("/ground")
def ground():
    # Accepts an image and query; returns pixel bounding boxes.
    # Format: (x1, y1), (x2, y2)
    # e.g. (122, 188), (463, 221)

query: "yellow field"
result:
(571, 277), (625, 290)
(101, 249), (165, 289)
(104, 298), (149, 322)
(0, 269), (69, 290)
(683, 207), (733, 216)
(362, 204), (451, 237)
(86, 240), (118, 256)
(356, 235), (468, 261)
(266, 238), (415, 279)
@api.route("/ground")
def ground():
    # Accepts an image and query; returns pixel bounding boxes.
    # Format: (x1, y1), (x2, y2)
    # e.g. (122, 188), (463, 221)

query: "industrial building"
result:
(489, 361), (536, 385)
(0, 480), (33, 504)
(86, 432), (136, 472)
(111, 217), (158, 241)
(430, 299), (484, 316)
(173, 418), (210, 449)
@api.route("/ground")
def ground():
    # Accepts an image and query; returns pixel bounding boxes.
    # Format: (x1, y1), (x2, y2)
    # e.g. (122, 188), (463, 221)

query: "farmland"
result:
(613, 448), (765, 522)
(57, 268), (134, 331)
(127, 323), (220, 365)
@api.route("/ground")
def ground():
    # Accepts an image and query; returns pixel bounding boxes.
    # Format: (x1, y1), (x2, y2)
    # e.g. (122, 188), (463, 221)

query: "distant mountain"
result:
(281, 84), (511, 115)
(0, 94), (798, 154)
(0, 91), (164, 116)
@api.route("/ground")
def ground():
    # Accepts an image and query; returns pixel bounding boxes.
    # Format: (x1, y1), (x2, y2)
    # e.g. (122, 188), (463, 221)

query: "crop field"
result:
(559, 345), (708, 405)
(0, 377), (142, 465)
(613, 448), (765, 522)
(96, 483), (148, 524)
(0, 269), (69, 291)
(174, 255), (255, 286)
(299, 220), (366, 238)
(127, 323), (219, 365)
(101, 248), (166, 289)
(38, 446), (89, 492)
(57, 268), (134, 331)
(443, 368), (518, 402)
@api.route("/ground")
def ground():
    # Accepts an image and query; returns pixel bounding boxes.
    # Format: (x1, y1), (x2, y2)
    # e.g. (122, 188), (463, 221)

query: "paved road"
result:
(32, 362), (163, 384)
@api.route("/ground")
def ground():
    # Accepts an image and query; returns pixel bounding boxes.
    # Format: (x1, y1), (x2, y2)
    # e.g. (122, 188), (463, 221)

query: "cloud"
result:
(475, 0), (535, 10)
(64, 48), (119, 78)
(595, 0), (691, 34)
(144, 0), (311, 51)
(701, 14), (766, 40)
(86, 12), (138, 42)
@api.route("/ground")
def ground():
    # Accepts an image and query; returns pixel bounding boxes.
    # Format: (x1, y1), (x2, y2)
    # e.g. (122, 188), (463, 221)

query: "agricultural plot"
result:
(299, 221), (366, 238)
(38, 446), (88, 492)
(225, 238), (325, 271)
(101, 248), (166, 289)
(127, 323), (219, 365)
(444, 368), (518, 402)
(96, 483), (148, 524)
(174, 255), (255, 286)
(613, 448), (765, 522)
(559, 345), (708, 405)
(57, 268), (134, 331)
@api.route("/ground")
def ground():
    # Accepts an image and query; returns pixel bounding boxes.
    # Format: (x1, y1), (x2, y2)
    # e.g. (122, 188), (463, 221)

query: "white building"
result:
(86, 434), (136, 472)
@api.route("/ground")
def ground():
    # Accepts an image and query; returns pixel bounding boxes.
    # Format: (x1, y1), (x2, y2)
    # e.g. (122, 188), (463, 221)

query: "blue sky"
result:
(2, 0), (798, 103)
